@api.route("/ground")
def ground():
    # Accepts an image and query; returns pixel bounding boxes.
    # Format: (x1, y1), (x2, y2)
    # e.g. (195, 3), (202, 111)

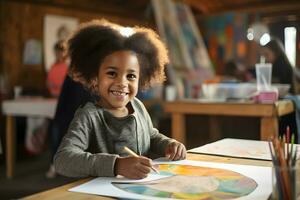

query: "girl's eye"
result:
(127, 74), (137, 80)
(107, 71), (116, 77)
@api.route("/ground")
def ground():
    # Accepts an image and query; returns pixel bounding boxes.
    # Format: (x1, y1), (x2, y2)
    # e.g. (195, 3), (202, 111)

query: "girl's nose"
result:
(116, 76), (127, 87)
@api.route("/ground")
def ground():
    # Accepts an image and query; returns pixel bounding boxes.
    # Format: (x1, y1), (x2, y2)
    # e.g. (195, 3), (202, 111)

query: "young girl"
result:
(54, 19), (186, 179)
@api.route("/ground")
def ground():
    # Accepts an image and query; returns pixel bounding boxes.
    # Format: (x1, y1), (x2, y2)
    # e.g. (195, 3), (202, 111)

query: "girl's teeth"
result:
(112, 91), (127, 96)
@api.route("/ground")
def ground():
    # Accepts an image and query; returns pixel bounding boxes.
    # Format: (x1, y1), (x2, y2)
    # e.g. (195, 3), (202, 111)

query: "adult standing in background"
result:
(260, 38), (295, 94)
(26, 40), (68, 156)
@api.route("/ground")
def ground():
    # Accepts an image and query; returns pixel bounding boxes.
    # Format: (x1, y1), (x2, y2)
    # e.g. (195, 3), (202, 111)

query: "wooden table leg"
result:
(172, 113), (186, 144)
(6, 116), (15, 178)
(209, 116), (222, 142)
(261, 116), (278, 140)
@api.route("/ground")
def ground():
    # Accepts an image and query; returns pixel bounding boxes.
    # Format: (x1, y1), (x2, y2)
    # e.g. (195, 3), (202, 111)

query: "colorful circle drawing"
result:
(113, 164), (257, 199)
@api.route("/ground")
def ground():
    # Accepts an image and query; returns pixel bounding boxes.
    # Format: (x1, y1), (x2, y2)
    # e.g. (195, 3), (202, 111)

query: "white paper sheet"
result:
(188, 138), (300, 161)
(69, 159), (272, 200)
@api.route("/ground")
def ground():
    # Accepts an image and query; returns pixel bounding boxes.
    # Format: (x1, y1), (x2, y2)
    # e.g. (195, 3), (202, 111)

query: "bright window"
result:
(284, 27), (296, 67)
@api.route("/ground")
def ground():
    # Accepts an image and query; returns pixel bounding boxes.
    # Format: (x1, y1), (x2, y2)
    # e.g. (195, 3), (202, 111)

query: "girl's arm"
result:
(136, 99), (186, 160)
(53, 108), (118, 178)
(135, 99), (176, 155)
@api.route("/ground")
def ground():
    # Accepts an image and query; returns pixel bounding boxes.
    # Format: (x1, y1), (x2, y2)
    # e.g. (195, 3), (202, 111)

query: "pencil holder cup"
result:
(272, 165), (300, 200)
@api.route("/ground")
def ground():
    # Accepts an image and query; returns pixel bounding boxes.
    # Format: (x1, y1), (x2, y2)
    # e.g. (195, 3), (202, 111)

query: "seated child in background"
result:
(222, 60), (254, 83)
(54, 19), (186, 179)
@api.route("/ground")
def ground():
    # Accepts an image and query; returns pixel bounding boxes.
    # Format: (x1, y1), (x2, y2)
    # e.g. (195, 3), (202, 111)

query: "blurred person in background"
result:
(46, 40), (69, 97)
(260, 38), (295, 94)
(222, 60), (253, 83)
(261, 38), (298, 142)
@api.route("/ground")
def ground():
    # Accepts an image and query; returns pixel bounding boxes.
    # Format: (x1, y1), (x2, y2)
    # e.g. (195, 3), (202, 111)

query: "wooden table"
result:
(1, 97), (57, 178)
(163, 99), (294, 144)
(22, 152), (273, 200)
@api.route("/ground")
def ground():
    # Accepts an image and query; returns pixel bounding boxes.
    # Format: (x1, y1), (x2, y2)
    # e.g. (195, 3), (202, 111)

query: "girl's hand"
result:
(115, 156), (153, 179)
(165, 141), (186, 161)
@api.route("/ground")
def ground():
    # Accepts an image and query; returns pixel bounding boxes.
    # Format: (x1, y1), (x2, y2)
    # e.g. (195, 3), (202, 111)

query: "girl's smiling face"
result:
(97, 50), (140, 113)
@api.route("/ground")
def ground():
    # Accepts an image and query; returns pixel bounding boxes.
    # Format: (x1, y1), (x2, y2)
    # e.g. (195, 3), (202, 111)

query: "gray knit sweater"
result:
(54, 97), (174, 177)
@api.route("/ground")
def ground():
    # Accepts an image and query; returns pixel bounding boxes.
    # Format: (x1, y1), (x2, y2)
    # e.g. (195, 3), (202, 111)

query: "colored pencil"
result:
(123, 146), (159, 174)
(286, 126), (290, 162)
(269, 127), (298, 200)
(290, 134), (295, 166)
(274, 139), (290, 200)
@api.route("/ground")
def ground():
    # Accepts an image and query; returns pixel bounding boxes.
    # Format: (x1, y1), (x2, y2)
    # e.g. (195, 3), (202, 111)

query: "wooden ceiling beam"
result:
(6, 0), (150, 19)
(214, 1), (300, 14)
(5, 0), (300, 17)
(184, 0), (300, 15)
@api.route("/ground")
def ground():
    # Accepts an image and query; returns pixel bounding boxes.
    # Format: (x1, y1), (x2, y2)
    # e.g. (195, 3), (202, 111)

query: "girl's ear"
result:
(90, 77), (99, 92)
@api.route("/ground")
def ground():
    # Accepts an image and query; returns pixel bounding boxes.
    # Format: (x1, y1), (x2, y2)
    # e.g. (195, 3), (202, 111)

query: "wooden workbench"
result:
(163, 99), (294, 144)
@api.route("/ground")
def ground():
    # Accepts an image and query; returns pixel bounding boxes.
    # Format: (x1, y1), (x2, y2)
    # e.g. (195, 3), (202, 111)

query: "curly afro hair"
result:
(66, 19), (169, 90)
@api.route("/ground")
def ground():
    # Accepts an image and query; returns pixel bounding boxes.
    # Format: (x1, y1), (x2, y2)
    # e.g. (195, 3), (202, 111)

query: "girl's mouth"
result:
(110, 90), (129, 96)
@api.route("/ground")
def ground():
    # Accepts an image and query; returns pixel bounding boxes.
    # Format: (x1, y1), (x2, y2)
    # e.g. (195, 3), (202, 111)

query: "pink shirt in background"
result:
(47, 62), (68, 97)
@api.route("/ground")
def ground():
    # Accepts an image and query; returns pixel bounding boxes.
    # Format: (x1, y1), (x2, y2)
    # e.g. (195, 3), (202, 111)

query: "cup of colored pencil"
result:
(269, 126), (299, 200)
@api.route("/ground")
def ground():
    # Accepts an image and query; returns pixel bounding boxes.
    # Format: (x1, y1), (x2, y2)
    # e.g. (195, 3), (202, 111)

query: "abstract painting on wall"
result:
(151, 0), (214, 98)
